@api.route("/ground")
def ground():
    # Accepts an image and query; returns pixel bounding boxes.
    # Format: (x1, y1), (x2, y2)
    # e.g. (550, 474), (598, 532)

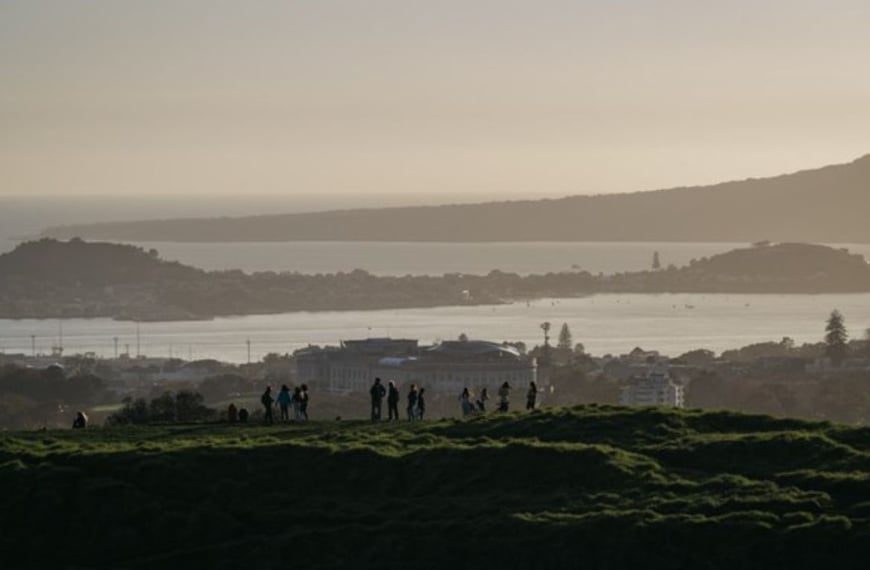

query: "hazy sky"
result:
(2, 0), (869, 198)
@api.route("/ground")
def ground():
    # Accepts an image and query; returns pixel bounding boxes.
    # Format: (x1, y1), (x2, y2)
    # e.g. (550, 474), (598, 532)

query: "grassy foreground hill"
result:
(2, 405), (870, 569)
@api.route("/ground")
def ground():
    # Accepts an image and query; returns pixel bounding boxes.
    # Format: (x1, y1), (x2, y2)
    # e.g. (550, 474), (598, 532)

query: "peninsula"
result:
(42, 154), (870, 243)
(1, 239), (868, 320)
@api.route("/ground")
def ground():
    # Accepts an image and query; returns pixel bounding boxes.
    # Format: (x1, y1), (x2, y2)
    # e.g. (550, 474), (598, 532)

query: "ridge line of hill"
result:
(40, 153), (870, 243)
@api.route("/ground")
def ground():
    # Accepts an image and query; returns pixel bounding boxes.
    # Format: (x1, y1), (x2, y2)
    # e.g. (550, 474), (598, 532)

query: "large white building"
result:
(619, 370), (684, 408)
(295, 338), (538, 394)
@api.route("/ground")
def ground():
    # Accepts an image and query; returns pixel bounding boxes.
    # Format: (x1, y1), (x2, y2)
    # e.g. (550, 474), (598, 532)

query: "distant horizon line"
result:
(1, 152), (867, 203)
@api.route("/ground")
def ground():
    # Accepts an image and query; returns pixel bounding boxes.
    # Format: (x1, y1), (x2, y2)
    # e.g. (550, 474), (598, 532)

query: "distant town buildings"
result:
(619, 369), (685, 408)
(295, 337), (539, 394)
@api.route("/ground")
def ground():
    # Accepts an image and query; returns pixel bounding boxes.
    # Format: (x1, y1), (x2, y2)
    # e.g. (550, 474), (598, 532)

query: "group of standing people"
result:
(370, 377), (425, 421)
(260, 384), (309, 424)
(461, 381), (538, 417)
(226, 378), (538, 426)
(371, 377), (541, 420)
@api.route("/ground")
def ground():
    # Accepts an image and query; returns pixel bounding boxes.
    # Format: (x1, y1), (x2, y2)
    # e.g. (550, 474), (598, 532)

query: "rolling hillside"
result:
(2, 406), (870, 568)
(44, 154), (870, 243)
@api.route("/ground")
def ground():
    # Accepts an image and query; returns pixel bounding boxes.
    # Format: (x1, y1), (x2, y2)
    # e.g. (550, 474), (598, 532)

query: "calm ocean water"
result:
(105, 240), (752, 275)
(2, 293), (868, 363)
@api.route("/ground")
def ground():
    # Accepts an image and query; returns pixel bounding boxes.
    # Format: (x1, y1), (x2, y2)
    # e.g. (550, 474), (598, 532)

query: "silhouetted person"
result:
(498, 382), (511, 412)
(292, 387), (303, 421)
(526, 381), (538, 411)
(460, 387), (475, 417)
(238, 408), (249, 423)
(261, 386), (274, 424)
(299, 384), (309, 421)
(476, 387), (489, 413)
(277, 384), (292, 422)
(72, 411), (88, 429)
(407, 384), (418, 421)
(370, 377), (386, 421)
(227, 403), (238, 423)
(417, 388), (426, 420)
(387, 381), (400, 421)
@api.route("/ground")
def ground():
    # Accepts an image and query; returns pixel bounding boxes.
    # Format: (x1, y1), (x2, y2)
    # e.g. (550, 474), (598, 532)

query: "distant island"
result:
(1, 239), (869, 320)
(42, 154), (870, 243)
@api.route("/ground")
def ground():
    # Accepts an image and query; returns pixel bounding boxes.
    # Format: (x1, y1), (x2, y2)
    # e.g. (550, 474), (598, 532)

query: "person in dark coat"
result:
(407, 384), (418, 421)
(72, 411), (88, 429)
(498, 382), (511, 413)
(277, 385), (292, 422)
(261, 386), (274, 424)
(417, 388), (426, 420)
(299, 384), (310, 421)
(526, 381), (538, 411)
(476, 387), (489, 413)
(387, 381), (400, 421)
(370, 377), (386, 421)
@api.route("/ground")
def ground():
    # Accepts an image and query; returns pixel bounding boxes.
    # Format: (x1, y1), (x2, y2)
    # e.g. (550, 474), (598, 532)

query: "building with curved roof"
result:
(296, 337), (538, 395)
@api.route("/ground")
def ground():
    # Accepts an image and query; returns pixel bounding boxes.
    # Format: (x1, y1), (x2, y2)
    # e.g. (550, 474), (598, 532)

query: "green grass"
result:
(2, 405), (870, 569)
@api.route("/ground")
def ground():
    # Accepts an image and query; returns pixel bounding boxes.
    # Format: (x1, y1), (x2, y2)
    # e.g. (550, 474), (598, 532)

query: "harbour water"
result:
(2, 293), (868, 363)
(4, 197), (870, 363)
(3, 195), (870, 276)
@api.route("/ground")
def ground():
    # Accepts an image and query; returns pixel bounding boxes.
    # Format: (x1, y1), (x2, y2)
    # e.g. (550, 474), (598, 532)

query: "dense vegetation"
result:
(2, 239), (869, 319)
(0, 364), (107, 429)
(106, 391), (216, 425)
(2, 406), (870, 568)
(44, 154), (870, 243)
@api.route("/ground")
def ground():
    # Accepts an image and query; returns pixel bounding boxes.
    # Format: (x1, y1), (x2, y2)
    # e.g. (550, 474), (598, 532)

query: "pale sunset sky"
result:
(1, 0), (869, 197)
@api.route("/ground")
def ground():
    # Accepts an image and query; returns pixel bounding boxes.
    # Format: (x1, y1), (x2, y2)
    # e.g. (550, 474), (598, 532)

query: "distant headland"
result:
(1, 239), (868, 321)
(41, 154), (870, 243)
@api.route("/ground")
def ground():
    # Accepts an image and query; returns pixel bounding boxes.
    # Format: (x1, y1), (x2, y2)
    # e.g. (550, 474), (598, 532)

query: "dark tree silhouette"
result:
(557, 323), (573, 350)
(824, 310), (849, 366)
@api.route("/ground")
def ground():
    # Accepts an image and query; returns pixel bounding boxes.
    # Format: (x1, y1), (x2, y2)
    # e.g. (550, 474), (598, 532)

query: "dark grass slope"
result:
(2, 405), (870, 569)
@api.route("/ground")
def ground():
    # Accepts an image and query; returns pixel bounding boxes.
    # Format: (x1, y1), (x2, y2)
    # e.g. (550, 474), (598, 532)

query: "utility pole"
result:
(113, 336), (119, 359)
(246, 338), (252, 365)
(30, 334), (36, 357)
(136, 322), (141, 358)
